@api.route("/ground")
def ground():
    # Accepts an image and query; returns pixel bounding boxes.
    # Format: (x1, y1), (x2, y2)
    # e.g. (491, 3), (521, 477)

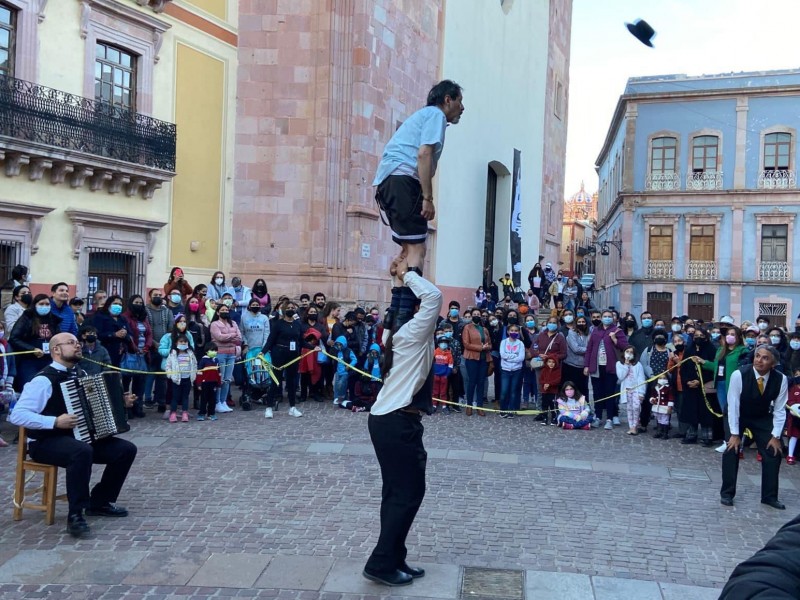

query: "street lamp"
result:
(588, 239), (623, 258)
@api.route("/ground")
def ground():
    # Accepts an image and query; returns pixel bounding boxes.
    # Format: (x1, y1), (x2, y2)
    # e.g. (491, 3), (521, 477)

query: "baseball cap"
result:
(719, 315), (735, 325)
(745, 325), (760, 335)
(69, 297), (84, 306)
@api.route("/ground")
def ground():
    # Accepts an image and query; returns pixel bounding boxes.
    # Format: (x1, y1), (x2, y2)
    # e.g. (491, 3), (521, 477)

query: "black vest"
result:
(409, 366), (434, 415)
(739, 367), (782, 420)
(27, 365), (82, 441)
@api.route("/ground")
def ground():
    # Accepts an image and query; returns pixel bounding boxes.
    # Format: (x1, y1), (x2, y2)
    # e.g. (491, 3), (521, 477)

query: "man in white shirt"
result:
(721, 345), (787, 509)
(363, 257), (442, 587)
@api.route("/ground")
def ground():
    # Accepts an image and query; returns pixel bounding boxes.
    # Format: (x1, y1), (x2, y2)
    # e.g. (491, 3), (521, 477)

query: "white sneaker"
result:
(264, 407), (273, 419)
(715, 442), (727, 453)
(604, 419), (613, 430)
(215, 403), (232, 413)
(612, 416), (621, 426)
(333, 398), (340, 405)
(591, 419), (600, 428)
(288, 406), (303, 418)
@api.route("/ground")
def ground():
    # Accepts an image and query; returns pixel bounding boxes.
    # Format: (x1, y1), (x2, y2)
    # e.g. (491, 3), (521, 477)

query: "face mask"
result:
(671, 324), (682, 332)
(509, 332), (520, 340)
(592, 318), (601, 327)
(472, 316), (482, 324)
(189, 302), (200, 311)
(711, 332), (721, 340)
(170, 293), (182, 304)
(770, 335), (781, 345)
(490, 319), (498, 327)
(447, 309), (458, 318)
(151, 296), (163, 306)
(508, 317), (518, 325)
(177, 344), (189, 351)
(674, 344), (684, 352)
(791, 340), (800, 350)
(565, 389), (575, 398)
(624, 352), (634, 361)
(725, 334), (736, 345)
(21, 293), (32, 305)
(694, 337), (705, 344)
(654, 336), (666, 345)
(84, 334), (97, 343)
(285, 309), (296, 318)
(758, 322), (768, 331)
(176, 322), (187, 331)
(563, 315), (574, 324)
(307, 314), (318, 322)
(207, 350), (217, 358)
(109, 304), (123, 316)
(745, 337), (756, 347)
(249, 306), (261, 313)
(641, 319), (653, 328)
(625, 320), (635, 328)
(215, 277), (224, 286)
(601, 317), (613, 326)
(439, 342), (449, 350)
(658, 378), (668, 386)
(223, 299), (233, 307)
(219, 312), (230, 320)
(547, 323), (558, 332)
(577, 312), (584, 318)
(35, 304), (51, 316)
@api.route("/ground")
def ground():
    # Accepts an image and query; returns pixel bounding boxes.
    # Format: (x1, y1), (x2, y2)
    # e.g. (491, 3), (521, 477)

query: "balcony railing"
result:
(686, 171), (723, 191)
(759, 261), (790, 282)
(758, 170), (796, 190)
(686, 260), (717, 280)
(645, 172), (681, 191)
(646, 260), (674, 279)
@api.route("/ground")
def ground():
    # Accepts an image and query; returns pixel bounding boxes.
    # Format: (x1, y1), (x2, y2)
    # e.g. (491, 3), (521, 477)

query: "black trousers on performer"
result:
(365, 410), (427, 574)
(721, 415), (780, 503)
(28, 435), (138, 515)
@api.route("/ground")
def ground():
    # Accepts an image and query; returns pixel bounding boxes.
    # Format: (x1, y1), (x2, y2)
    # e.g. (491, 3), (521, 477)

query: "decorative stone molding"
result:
(0, 200), (55, 256)
(65, 209), (167, 264)
(28, 158), (52, 181)
(37, 0), (48, 22)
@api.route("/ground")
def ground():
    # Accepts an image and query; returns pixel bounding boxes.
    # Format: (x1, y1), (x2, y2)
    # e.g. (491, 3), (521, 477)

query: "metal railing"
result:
(646, 260), (674, 279)
(686, 260), (717, 280)
(0, 73), (176, 172)
(759, 261), (790, 281)
(686, 171), (723, 191)
(645, 172), (681, 191)
(758, 170), (796, 190)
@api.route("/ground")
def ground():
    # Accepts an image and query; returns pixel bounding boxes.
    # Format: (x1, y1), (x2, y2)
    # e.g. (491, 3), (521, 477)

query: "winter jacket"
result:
(124, 311), (153, 355)
(362, 343), (383, 381)
(79, 341), (112, 375)
(93, 312), (135, 363)
(163, 279), (193, 299)
(298, 327), (323, 385)
(585, 325), (628, 375)
(334, 335), (357, 376)
(49, 299), (78, 335)
(433, 347), (454, 377)
(210, 319), (242, 356)
(158, 332), (195, 369)
(9, 310), (61, 354)
(532, 330), (568, 362)
(165, 349), (197, 384)
(538, 357), (562, 393)
(615, 360), (646, 401)
(197, 355), (221, 385)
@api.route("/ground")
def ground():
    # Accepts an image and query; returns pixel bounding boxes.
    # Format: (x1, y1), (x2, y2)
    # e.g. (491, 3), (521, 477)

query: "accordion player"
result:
(60, 371), (130, 443)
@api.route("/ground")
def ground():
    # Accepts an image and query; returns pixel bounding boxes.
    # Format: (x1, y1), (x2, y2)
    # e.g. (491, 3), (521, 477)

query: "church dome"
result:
(567, 181), (593, 204)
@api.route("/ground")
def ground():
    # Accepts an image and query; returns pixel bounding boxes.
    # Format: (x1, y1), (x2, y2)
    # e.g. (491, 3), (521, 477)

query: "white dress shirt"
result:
(727, 367), (788, 438)
(8, 362), (69, 431)
(371, 272), (443, 415)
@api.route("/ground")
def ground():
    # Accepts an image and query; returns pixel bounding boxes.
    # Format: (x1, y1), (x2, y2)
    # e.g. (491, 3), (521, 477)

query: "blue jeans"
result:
(522, 367), (537, 403)
(716, 381), (728, 412)
(334, 372), (349, 401)
(465, 359), (488, 407)
(500, 369), (522, 412)
(216, 353), (236, 405)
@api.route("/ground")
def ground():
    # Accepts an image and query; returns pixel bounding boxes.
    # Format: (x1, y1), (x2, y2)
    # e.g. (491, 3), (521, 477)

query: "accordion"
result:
(60, 372), (130, 443)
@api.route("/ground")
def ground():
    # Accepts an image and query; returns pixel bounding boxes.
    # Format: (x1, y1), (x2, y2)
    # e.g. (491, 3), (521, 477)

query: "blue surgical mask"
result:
(449, 309), (459, 318)
(576, 312), (584, 318)
(641, 318), (653, 328)
(745, 337), (756, 347)
(439, 342), (449, 350)
(177, 343), (189, 351)
(444, 332), (453, 339)
(791, 340), (800, 350)
(36, 305), (51, 316)
(711, 332), (721, 341)
(547, 323), (558, 332)
(770, 335), (781, 345)
(109, 304), (123, 316)
(601, 316), (613, 326)
(526, 320), (536, 328)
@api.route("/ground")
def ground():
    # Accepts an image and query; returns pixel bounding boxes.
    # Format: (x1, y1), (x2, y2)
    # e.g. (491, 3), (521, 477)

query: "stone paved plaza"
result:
(0, 398), (796, 599)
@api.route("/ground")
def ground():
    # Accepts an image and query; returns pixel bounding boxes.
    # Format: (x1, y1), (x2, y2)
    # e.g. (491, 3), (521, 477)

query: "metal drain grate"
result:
(461, 567), (525, 600)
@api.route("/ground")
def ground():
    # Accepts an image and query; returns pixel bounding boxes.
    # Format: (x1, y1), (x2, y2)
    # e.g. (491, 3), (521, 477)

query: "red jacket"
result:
(298, 327), (322, 385)
(538, 356), (562, 394)
(124, 313), (153, 354)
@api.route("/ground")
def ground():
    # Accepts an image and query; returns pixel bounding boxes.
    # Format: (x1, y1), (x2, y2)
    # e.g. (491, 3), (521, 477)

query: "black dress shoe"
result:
(762, 499), (786, 510)
(86, 503), (129, 517)
(67, 512), (91, 538)
(362, 569), (413, 586)
(400, 563), (425, 578)
(720, 497), (734, 507)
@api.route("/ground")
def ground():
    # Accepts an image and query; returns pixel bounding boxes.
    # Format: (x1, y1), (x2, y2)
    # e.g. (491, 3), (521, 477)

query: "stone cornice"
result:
(65, 209), (167, 232)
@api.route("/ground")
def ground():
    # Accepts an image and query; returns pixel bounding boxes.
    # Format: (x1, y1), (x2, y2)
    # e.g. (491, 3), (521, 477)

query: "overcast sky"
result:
(565, 0), (800, 197)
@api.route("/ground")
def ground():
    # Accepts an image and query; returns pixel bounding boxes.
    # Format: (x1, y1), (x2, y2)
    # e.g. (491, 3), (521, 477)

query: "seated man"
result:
(10, 332), (137, 538)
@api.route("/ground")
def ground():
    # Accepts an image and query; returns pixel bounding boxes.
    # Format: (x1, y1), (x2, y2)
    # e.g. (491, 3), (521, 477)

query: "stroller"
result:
(240, 348), (272, 411)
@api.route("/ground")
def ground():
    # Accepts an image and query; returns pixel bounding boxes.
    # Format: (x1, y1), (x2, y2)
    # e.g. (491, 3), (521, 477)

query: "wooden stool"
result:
(13, 427), (67, 525)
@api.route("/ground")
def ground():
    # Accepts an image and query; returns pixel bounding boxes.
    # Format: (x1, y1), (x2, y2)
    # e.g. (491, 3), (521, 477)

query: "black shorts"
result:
(375, 175), (428, 246)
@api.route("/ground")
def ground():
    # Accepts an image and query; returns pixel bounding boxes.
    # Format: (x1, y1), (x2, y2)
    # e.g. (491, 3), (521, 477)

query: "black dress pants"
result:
(721, 415), (780, 503)
(365, 411), (427, 574)
(28, 435), (138, 515)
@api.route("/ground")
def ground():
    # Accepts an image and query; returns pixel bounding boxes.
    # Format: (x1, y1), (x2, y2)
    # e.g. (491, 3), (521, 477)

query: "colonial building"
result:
(0, 0), (238, 305)
(560, 182), (597, 278)
(594, 69), (800, 325)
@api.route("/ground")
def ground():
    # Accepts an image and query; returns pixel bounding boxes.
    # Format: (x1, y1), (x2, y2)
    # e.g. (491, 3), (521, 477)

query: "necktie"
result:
(758, 376), (765, 394)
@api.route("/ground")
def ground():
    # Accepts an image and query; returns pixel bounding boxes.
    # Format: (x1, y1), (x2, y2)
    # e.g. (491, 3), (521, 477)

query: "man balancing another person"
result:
(362, 256), (443, 587)
(10, 332), (138, 538)
(373, 80), (463, 328)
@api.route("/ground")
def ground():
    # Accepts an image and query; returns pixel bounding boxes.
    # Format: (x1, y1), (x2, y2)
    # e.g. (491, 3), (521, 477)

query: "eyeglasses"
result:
(54, 340), (81, 348)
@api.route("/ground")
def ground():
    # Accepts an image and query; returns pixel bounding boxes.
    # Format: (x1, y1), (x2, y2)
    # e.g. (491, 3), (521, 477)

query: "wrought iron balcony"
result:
(0, 73), (176, 198)
(759, 261), (790, 282)
(686, 260), (717, 280)
(758, 170), (796, 190)
(645, 172), (681, 191)
(686, 171), (723, 191)
(646, 260), (674, 280)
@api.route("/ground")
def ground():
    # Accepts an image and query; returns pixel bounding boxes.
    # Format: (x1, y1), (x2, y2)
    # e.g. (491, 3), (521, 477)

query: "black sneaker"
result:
(67, 512), (91, 538)
(86, 503), (129, 517)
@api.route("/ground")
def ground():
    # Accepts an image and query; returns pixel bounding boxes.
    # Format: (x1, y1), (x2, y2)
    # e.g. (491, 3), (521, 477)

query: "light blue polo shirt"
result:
(373, 106), (448, 186)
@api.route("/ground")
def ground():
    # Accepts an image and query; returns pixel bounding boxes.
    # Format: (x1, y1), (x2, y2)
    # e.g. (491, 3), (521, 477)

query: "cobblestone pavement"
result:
(0, 396), (796, 599)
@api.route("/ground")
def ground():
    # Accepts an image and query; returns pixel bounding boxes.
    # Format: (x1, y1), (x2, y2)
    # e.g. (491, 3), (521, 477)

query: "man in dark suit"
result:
(721, 345), (787, 509)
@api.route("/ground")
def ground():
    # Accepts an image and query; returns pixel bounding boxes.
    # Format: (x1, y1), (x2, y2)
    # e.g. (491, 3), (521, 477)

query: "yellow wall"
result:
(171, 43), (225, 269)
(183, 0), (227, 20)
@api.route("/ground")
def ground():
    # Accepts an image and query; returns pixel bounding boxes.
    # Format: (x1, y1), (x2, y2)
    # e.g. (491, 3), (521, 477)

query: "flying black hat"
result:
(625, 19), (655, 47)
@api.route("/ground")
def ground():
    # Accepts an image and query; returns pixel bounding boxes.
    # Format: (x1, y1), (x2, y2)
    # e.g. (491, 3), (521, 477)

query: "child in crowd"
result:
(538, 355), (561, 425)
(616, 345), (646, 435)
(165, 333), (197, 423)
(556, 381), (593, 429)
(649, 376), (673, 439)
(440, 322), (464, 412)
(785, 371), (800, 465)
(499, 324), (525, 418)
(345, 343), (383, 412)
(196, 342), (221, 421)
(433, 331), (454, 412)
(333, 335), (357, 405)
(521, 315), (538, 409)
